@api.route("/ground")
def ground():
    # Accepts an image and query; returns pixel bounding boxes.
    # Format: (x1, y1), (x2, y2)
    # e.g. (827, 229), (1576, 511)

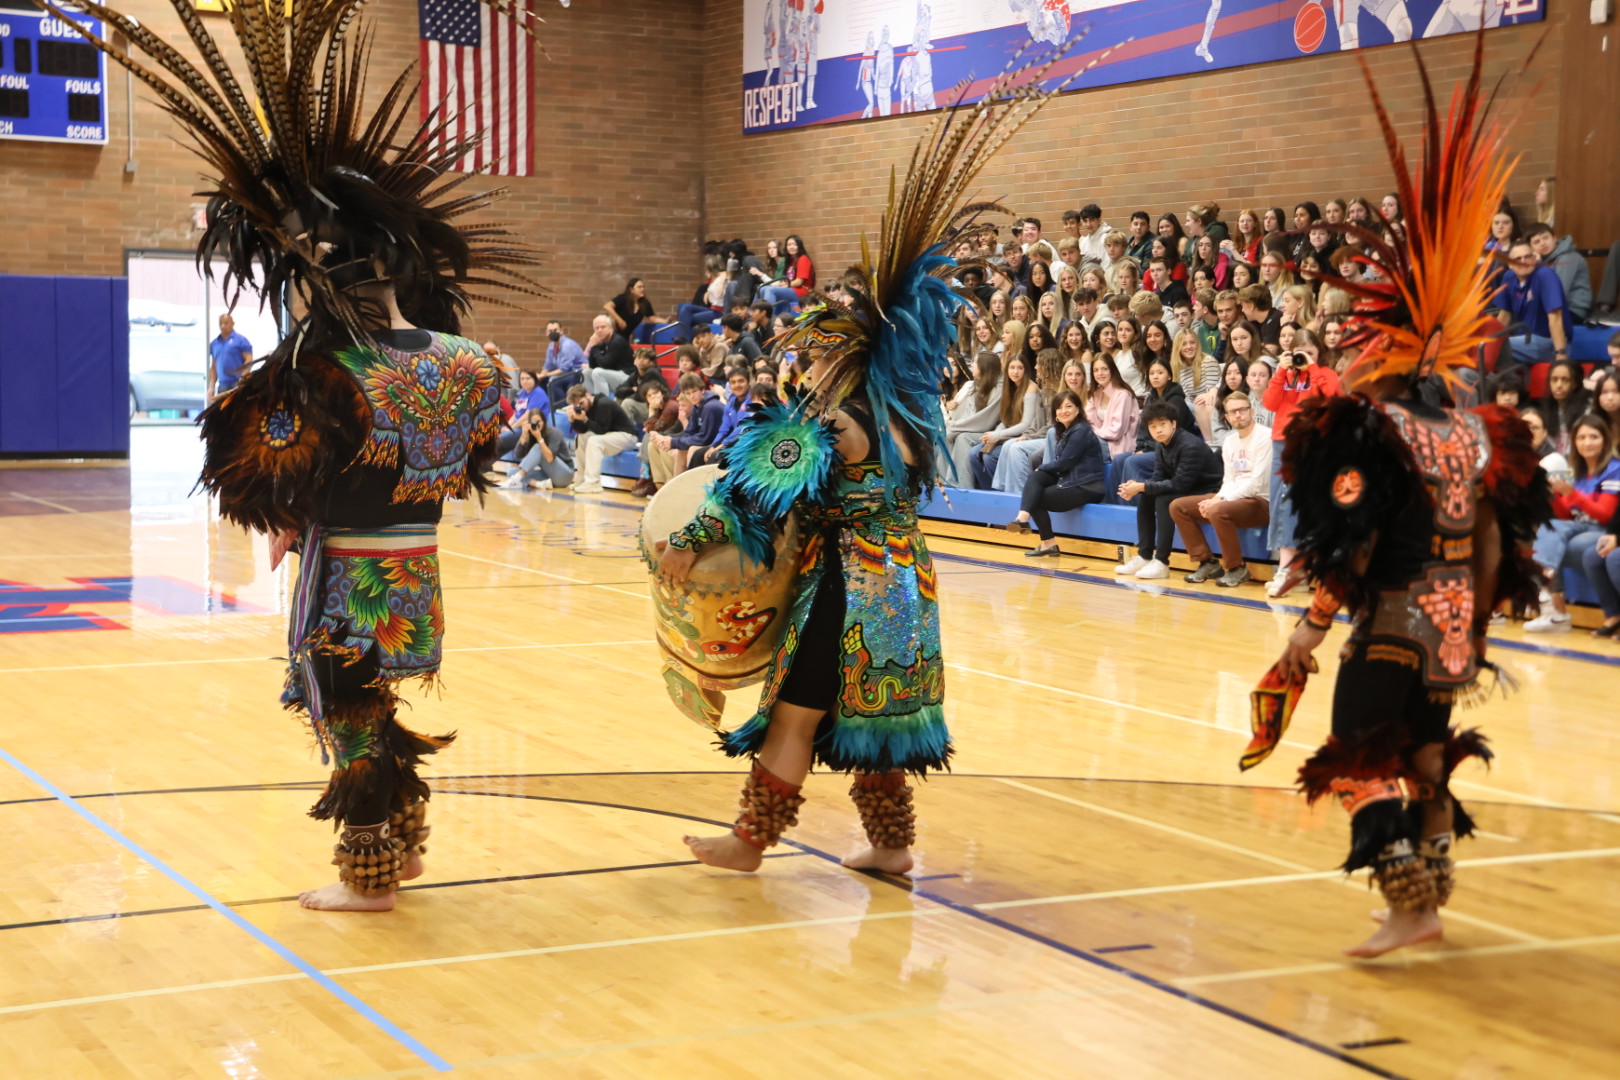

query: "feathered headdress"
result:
(777, 41), (1109, 488)
(1310, 32), (1537, 397)
(33, 0), (548, 344)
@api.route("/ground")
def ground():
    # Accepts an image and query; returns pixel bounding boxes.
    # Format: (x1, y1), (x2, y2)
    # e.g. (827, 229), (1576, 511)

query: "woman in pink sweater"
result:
(1085, 353), (1140, 458)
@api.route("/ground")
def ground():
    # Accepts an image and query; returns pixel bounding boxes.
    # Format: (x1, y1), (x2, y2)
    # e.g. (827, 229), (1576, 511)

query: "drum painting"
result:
(638, 465), (802, 729)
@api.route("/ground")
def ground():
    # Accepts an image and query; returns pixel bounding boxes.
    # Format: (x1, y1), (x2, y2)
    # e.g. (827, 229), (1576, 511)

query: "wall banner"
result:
(740, 0), (1544, 133)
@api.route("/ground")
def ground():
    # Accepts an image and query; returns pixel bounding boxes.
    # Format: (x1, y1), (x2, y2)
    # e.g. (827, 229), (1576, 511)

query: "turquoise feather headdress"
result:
(778, 36), (1106, 489)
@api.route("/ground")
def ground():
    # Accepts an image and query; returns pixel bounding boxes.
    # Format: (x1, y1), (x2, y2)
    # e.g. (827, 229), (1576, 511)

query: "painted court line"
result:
(1174, 933), (1620, 988)
(0, 641), (656, 675)
(977, 846), (1620, 911)
(954, 666), (1318, 753)
(0, 745), (453, 1073)
(988, 778), (1543, 943)
(1, 905), (949, 1020)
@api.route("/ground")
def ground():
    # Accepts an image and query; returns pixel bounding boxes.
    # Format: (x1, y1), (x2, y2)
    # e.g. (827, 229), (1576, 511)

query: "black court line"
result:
(0, 779), (1430, 1077)
(5, 771), (1612, 816)
(0, 851), (808, 933)
(930, 550), (1620, 670)
(1092, 944), (1155, 954)
(1341, 1038), (1408, 1050)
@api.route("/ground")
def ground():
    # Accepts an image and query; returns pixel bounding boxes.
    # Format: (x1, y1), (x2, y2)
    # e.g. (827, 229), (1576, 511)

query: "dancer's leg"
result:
(684, 701), (824, 871)
(842, 771), (917, 874)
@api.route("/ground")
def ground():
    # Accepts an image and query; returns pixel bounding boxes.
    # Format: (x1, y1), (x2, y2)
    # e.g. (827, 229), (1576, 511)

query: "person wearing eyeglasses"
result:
(1172, 392), (1273, 587)
(1494, 239), (1572, 369)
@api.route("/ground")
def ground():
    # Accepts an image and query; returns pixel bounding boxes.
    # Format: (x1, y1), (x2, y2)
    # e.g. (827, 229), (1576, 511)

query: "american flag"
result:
(418, 0), (534, 176)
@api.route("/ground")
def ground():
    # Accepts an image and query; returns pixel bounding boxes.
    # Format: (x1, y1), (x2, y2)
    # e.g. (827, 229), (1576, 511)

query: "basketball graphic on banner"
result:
(1294, 2), (1328, 53)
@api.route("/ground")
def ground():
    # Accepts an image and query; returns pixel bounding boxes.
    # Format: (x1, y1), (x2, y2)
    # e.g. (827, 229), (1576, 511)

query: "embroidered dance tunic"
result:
(673, 398), (951, 775)
(199, 327), (502, 818)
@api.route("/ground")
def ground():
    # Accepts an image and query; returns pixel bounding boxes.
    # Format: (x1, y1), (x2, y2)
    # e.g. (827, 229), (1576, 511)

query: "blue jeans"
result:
(1267, 440), (1298, 550)
(1506, 333), (1557, 367)
(1581, 540), (1620, 617)
(1534, 518), (1603, 595)
(968, 442), (1004, 490)
(757, 285), (801, 318)
(1106, 451), (1155, 504)
(993, 435), (1046, 493)
(676, 303), (720, 342)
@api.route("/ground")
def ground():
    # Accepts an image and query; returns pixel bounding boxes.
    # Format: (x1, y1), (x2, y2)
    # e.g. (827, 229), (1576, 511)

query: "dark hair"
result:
(1484, 368), (1526, 405)
(749, 381), (776, 404)
(1145, 358), (1174, 388)
(749, 300), (772, 316)
(1074, 286), (1098, 305)
(1227, 319), (1264, 362)
(720, 313), (746, 333)
(1051, 390), (1086, 430)
(1143, 319), (1173, 364)
(724, 365), (752, 383)
(1089, 351), (1127, 396)
(1061, 209), (1082, 224)
(1027, 260), (1052, 291)
(1294, 201), (1321, 223)
(1539, 360), (1593, 441)
(1024, 217), (1042, 231)
(784, 234), (809, 258)
(1236, 284), (1272, 312)
(1141, 401), (1180, 426)
(972, 350), (1003, 410)
(1570, 414), (1616, 480)
(1130, 210), (1151, 224)
(1157, 214), (1186, 246)
(1079, 203), (1102, 221)
(674, 344), (700, 369)
(519, 368), (542, 386)
(1523, 221), (1555, 241)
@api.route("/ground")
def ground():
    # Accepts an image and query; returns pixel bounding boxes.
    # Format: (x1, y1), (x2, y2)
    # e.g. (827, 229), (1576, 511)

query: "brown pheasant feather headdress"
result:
(34, 0), (548, 343)
(1310, 32), (1539, 397)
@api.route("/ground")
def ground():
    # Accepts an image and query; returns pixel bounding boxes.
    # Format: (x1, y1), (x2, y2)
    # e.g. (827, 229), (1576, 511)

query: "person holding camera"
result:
(500, 407), (575, 491)
(1261, 327), (1341, 596)
(564, 383), (639, 493)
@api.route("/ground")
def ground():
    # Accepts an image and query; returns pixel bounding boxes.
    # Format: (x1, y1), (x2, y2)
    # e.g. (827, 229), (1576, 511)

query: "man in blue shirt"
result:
(540, 319), (588, 410)
(207, 313), (253, 399)
(691, 366), (753, 468)
(1495, 239), (1572, 368)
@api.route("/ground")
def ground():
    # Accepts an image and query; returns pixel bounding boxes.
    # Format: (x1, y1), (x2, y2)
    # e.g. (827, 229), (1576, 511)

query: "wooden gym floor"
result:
(1, 426), (1617, 1079)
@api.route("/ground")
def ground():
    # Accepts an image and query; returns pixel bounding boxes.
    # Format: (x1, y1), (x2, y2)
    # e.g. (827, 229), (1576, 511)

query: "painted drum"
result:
(638, 464), (803, 729)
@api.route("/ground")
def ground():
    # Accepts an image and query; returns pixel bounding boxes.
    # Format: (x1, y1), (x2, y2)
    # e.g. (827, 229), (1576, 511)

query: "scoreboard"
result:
(0, 9), (108, 146)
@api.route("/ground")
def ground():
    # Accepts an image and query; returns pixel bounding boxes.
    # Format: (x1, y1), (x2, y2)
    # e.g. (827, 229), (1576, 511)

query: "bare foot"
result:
(297, 882), (396, 912)
(401, 851), (424, 882)
(1343, 908), (1442, 957)
(683, 832), (764, 872)
(841, 846), (914, 875)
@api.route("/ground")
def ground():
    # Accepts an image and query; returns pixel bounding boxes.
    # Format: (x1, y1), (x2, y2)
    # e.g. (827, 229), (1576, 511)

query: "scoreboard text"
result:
(0, 10), (107, 145)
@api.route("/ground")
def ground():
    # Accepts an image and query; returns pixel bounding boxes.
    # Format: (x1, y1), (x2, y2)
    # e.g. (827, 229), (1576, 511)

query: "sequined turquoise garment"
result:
(721, 458), (950, 775)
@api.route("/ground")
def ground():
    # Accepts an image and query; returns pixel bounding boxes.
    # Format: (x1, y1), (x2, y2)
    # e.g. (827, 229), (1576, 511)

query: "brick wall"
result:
(0, 0), (706, 361)
(0, 0), (1569, 363)
(699, 2), (1565, 280)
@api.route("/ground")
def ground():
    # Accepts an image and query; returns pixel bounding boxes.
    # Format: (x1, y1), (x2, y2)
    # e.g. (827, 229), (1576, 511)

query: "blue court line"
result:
(930, 550), (1620, 669)
(0, 745), (453, 1073)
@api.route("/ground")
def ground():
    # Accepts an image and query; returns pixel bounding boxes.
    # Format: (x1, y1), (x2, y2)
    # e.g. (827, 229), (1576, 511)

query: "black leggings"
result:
(1331, 640), (1453, 748)
(776, 539), (847, 713)
(1020, 475), (1103, 540)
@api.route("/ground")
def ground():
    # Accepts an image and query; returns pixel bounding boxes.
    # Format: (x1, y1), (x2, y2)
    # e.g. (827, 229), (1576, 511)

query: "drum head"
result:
(639, 464), (723, 570)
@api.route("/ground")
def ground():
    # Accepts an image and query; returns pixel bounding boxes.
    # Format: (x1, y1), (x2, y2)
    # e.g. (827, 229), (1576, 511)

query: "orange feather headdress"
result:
(1315, 33), (1535, 397)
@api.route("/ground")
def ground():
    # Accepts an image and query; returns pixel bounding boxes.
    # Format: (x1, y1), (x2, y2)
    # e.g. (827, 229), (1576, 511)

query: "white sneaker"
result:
(498, 471), (525, 489)
(1524, 611), (1571, 633)
(529, 479), (552, 491)
(572, 480), (603, 494)
(1116, 555), (1147, 575)
(1266, 575), (1298, 599)
(1134, 559), (1169, 580)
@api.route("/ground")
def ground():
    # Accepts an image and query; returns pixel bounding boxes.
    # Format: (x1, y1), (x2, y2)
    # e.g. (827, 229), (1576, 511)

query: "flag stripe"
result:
(420, 0), (533, 177)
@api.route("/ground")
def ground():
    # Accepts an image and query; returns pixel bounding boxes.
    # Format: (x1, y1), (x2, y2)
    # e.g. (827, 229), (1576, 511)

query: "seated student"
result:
(1526, 415), (1620, 632)
(969, 353), (1043, 488)
(1114, 400), (1224, 580)
(1484, 368), (1527, 413)
(690, 366), (753, 469)
(1237, 284), (1282, 354)
(605, 277), (659, 344)
(1084, 352), (1140, 459)
(617, 348), (671, 426)
(943, 350), (1004, 478)
(496, 370), (547, 459)
(994, 351), (1073, 493)
(1172, 392), (1272, 587)
(651, 372), (725, 478)
(1495, 238), (1572, 368)
(719, 313), (763, 365)
(1526, 222), (1593, 322)
(631, 382), (682, 497)
(690, 323), (729, 377)
(1108, 359), (1195, 504)
(1006, 391), (1105, 557)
